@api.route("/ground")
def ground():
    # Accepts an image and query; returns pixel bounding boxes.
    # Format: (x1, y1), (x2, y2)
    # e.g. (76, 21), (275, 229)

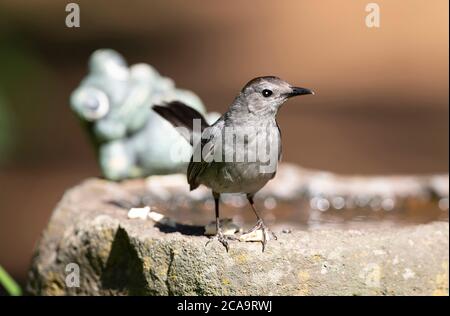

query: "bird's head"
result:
(238, 76), (314, 116)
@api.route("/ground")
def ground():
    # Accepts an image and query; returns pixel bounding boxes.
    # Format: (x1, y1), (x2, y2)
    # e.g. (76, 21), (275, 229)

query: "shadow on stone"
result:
(101, 226), (150, 295)
(106, 198), (206, 236)
(154, 222), (205, 236)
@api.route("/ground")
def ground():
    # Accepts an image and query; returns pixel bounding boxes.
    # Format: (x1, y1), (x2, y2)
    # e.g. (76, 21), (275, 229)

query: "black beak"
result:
(288, 86), (315, 97)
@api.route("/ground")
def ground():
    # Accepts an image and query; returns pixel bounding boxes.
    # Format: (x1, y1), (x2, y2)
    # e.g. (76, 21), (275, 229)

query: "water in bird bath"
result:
(119, 164), (448, 232)
(148, 195), (448, 232)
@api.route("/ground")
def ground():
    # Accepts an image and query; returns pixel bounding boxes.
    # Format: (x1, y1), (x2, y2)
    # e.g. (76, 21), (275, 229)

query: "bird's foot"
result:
(205, 230), (237, 252)
(247, 219), (278, 240)
(240, 219), (277, 252)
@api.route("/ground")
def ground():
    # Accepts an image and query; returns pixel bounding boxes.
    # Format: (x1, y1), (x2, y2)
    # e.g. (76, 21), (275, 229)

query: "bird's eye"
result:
(262, 89), (273, 97)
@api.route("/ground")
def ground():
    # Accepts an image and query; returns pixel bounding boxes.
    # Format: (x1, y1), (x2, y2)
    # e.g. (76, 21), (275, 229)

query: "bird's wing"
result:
(277, 123), (283, 162)
(187, 120), (224, 190)
(153, 101), (210, 145)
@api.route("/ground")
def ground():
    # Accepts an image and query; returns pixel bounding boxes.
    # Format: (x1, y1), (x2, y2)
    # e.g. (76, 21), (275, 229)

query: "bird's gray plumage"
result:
(153, 76), (314, 251)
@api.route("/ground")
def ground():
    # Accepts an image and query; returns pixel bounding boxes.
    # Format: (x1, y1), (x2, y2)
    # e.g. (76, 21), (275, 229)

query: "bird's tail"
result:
(153, 101), (210, 145)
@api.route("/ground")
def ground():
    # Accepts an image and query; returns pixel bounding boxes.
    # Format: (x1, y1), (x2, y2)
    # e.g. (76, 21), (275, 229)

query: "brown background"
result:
(0, 0), (448, 286)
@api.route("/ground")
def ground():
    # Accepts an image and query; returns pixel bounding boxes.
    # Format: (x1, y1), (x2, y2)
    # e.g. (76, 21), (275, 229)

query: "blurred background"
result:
(0, 0), (448, 288)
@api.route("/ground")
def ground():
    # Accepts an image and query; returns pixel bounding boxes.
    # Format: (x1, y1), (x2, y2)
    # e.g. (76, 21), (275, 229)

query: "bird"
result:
(153, 76), (314, 251)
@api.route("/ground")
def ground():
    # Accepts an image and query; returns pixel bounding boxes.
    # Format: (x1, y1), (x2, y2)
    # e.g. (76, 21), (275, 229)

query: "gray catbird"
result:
(153, 76), (313, 251)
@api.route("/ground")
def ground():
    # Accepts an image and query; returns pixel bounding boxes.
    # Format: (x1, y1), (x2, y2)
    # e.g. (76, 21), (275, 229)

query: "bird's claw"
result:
(248, 219), (278, 240)
(205, 230), (236, 252)
(241, 219), (277, 252)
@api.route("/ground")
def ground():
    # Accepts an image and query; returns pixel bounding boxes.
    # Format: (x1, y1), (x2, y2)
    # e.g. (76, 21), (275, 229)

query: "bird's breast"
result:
(198, 123), (281, 194)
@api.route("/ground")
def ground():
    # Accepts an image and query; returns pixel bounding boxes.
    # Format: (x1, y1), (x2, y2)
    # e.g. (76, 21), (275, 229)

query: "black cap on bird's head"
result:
(238, 76), (314, 114)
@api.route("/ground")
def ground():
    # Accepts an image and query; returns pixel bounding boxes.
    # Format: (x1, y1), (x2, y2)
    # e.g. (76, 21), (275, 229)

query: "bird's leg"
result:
(205, 192), (233, 251)
(246, 195), (277, 251)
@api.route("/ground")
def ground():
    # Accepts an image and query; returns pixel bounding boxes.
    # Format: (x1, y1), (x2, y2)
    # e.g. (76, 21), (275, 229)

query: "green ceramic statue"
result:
(70, 49), (218, 180)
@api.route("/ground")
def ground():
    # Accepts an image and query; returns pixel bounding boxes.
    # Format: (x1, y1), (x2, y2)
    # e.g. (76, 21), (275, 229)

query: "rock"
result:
(27, 176), (449, 296)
